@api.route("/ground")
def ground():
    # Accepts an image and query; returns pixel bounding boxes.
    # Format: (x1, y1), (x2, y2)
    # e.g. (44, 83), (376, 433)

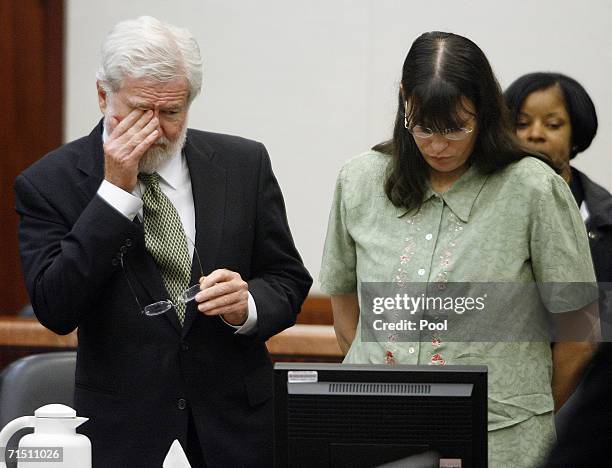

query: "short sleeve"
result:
(530, 174), (598, 312)
(319, 169), (357, 294)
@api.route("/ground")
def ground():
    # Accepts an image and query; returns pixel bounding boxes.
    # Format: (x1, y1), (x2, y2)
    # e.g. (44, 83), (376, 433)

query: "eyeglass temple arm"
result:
(119, 252), (146, 313)
(188, 237), (205, 279)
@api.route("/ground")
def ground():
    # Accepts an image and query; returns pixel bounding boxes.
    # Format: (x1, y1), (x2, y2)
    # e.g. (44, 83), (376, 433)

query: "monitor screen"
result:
(274, 363), (487, 468)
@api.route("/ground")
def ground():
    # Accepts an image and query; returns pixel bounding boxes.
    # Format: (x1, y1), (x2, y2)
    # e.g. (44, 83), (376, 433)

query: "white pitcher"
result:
(0, 404), (90, 468)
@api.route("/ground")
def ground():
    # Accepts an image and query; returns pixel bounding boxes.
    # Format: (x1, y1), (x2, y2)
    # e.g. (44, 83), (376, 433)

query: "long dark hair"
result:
(375, 31), (542, 211)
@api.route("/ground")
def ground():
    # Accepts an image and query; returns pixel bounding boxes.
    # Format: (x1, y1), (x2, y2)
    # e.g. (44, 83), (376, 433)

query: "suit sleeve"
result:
(14, 172), (141, 334)
(246, 144), (312, 342)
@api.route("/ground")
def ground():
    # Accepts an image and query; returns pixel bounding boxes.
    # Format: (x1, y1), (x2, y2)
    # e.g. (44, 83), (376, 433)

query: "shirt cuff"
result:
(221, 292), (258, 335)
(97, 180), (142, 220)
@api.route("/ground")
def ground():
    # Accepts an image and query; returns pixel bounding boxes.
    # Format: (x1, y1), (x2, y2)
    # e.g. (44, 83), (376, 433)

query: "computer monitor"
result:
(274, 363), (487, 468)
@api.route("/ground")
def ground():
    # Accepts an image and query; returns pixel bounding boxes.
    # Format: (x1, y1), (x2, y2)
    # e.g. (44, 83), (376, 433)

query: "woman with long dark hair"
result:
(320, 32), (598, 466)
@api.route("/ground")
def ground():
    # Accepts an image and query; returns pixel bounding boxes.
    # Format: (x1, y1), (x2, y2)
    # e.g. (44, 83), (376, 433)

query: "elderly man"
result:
(14, 16), (311, 467)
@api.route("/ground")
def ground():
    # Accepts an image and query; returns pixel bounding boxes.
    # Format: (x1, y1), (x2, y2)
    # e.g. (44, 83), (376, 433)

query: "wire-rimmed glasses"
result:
(406, 123), (475, 141)
(119, 240), (204, 316)
(402, 100), (475, 141)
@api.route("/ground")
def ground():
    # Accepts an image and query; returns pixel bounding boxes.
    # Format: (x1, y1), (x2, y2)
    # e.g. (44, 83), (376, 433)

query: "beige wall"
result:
(66, 0), (612, 291)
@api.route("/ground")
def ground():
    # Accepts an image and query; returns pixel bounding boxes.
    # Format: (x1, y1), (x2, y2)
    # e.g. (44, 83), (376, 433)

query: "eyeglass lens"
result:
(179, 283), (202, 304)
(143, 283), (201, 316)
(143, 300), (174, 316)
(411, 125), (471, 141)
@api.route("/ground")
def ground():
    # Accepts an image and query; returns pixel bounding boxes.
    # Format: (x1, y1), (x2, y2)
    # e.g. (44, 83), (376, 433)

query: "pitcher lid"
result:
(34, 404), (77, 418)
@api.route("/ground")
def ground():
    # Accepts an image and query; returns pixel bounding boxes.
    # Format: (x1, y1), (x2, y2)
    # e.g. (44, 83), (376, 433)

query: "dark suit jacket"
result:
(14, 122), (312, 467)
(573, 168), (612, 283)
(546, 343), (612, 466)
(545, 169), (612, 466)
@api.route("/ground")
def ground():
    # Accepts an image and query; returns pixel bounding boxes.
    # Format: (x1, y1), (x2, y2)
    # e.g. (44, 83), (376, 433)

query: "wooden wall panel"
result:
(0, 0), (64, 314)
(297, 294), (333, 325)
(0, 318), (343, 371)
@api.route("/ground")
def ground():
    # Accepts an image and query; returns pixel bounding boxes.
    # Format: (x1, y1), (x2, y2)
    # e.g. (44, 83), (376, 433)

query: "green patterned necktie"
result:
(138, 172), (191, 325)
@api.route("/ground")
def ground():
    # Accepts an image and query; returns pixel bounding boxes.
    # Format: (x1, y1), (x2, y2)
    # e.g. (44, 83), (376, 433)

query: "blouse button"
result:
(409, 347), (415, 354)
(425, 233), (433, 241)
(417, 268), (425, 276)
(588, 231), (597, 240)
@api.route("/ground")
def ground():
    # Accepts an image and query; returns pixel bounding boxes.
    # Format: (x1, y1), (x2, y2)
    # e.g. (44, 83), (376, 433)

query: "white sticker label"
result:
(440, 459), (462, 468)
(287, 371), (319, 383)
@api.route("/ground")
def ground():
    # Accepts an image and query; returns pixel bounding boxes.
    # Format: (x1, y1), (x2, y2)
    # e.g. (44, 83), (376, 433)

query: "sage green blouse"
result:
(320, 150), (597, 467)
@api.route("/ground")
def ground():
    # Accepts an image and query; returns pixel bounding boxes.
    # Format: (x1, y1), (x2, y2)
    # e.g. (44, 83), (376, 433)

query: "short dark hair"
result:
(504, 72), (598, 159)
(375, 31), (536, 211)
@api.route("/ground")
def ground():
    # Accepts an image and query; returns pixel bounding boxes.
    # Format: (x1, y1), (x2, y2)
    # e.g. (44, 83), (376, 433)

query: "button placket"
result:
(392, 198), (445, 365)
(417, 197), (445, 283)
(429, 205), (467, 365)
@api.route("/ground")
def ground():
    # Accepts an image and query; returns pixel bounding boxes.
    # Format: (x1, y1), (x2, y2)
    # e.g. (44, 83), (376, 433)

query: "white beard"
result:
(137, 124), (188, 174)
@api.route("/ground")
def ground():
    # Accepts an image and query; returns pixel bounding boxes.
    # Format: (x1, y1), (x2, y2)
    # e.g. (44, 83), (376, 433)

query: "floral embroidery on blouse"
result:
(429, 353), (446, 366)
(387, 212), (425, 361)
(430, 210), (465, 365)
(395, 212), (422, 284)
(435, 212), (464, 283)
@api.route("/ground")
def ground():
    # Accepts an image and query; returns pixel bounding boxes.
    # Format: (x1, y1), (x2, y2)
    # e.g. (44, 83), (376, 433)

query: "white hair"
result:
(97, 16), (203, 104)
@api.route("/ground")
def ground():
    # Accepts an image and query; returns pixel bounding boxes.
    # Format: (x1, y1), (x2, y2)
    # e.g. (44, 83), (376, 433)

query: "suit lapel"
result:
(181, 133), (227, 336)
(76, 122), (105, 202)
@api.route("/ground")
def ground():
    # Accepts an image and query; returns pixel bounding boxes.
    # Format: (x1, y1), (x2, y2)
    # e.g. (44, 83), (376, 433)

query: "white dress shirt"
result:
(97, 128), (257, 334)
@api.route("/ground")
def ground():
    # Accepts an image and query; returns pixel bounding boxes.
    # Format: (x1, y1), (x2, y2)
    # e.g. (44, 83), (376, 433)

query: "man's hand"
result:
(103, 109), (159, 191)
(196, 269), (249, 325)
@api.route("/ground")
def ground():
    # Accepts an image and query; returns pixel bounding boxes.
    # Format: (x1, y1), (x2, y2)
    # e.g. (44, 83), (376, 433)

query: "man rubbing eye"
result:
(14, 16), (311, 468)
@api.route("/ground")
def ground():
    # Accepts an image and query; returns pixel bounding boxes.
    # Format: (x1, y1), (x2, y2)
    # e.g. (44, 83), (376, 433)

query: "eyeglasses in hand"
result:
(119, 240), (204, 316)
